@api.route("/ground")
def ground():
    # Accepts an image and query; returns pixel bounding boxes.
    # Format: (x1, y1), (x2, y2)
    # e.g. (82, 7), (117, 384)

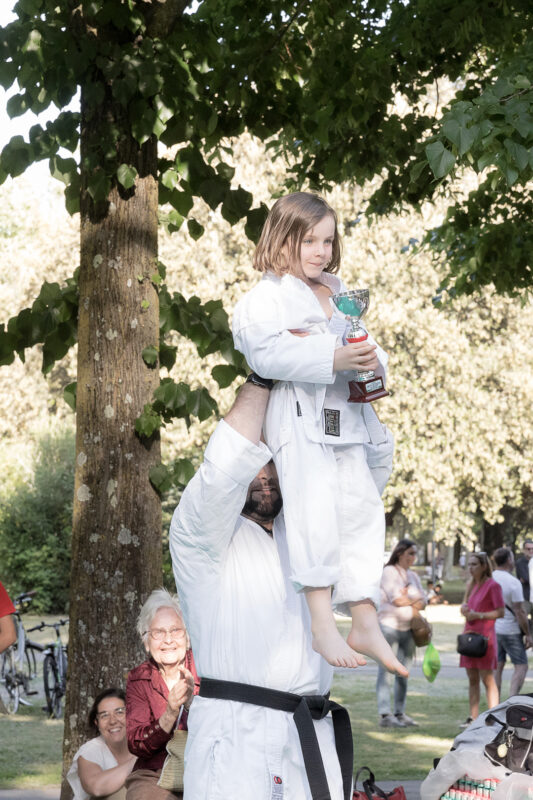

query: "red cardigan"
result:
(126, 651), (199, 772)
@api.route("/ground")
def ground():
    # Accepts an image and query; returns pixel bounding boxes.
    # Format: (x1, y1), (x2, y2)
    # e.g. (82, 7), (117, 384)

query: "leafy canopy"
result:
(0, 0), (531, 486)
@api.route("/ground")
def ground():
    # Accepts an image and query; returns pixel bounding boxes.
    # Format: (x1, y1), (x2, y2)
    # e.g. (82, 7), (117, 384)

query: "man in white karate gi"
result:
(170, 376), (352, 800)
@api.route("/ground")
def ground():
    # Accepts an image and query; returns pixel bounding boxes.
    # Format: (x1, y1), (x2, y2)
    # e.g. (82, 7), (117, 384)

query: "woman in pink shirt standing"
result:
(377, 539), (427, 728)
(459, 552), (504, 728)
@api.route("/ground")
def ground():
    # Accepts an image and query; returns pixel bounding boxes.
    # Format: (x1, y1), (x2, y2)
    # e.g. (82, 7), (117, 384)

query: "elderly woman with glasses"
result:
(125, 588), (199, 800)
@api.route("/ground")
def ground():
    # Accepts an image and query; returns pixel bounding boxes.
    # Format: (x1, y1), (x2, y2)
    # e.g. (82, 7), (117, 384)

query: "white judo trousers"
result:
(264, 383), (388, 611)
(170, 421), (344, 800)
(233, 271), (394, 613)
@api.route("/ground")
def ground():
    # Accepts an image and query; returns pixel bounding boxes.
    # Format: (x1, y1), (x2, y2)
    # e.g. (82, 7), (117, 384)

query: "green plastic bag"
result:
(422, 642), (441, 682)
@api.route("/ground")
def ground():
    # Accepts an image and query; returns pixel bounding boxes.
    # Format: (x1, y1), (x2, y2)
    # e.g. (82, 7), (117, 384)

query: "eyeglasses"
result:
(97, 706), (126, 720)
(145, 627), (187, 641)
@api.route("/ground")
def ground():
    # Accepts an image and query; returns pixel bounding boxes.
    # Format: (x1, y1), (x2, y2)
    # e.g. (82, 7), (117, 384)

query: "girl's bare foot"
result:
(347, 601), (408, 677)
(305, 586), (367, 668)
(312, 622), (367, 669)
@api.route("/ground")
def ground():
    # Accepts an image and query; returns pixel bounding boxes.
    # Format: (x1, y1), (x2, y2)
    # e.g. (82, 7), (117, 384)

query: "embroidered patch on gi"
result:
(270, 774), (284, 798)
(296, 401), (302, 417)
(324, 408), (340, 436)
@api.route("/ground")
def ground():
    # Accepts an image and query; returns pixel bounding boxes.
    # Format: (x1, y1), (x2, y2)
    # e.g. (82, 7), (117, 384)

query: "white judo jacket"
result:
(232, 271), (389, 449)
(169, 420), (344, 800)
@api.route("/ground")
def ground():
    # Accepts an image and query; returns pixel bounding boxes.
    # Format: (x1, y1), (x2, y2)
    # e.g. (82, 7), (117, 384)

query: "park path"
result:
(0, 781), (424, 799)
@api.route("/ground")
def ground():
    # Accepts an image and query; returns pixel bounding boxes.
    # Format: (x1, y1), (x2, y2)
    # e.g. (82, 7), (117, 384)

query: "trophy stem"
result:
(332, 287), (390, 405)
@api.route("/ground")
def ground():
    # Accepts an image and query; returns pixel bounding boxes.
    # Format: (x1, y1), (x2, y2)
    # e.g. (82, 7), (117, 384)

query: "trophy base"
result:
(347, 378), (389, 404)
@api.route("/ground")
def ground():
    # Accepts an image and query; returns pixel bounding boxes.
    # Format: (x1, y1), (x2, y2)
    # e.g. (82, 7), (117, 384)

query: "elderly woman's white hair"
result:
(136, 587), (185, 645)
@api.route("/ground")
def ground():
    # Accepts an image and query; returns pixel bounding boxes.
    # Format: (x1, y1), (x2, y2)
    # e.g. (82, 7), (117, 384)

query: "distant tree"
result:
(0, 1), (531, 789)
(0, 427), (74, 613)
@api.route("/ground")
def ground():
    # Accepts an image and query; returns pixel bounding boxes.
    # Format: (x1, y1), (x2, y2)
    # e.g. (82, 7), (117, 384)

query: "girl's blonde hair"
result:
(253, 192), (341, 275)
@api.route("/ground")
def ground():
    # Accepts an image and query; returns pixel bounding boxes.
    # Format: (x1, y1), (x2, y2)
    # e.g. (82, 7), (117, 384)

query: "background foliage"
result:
(1, 134), (532, 608)
(0, 425), (74, 612)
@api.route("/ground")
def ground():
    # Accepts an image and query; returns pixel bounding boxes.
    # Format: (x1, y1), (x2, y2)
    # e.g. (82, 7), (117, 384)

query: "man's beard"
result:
(241, 493), (283, 523)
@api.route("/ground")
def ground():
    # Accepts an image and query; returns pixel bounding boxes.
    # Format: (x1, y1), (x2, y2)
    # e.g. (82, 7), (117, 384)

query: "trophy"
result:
(331, 288), (389, 404)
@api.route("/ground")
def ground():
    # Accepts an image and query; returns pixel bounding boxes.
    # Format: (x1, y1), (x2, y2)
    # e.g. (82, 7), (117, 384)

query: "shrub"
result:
(0, 427), (74, 613)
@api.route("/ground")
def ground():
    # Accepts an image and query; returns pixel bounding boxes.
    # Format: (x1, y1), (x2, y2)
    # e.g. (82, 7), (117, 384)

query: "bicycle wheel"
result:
(24, 645), (37, 682)
(0, 649), (20, 714)
(59, 648), (68, 693)
(43, 654), (62, 718)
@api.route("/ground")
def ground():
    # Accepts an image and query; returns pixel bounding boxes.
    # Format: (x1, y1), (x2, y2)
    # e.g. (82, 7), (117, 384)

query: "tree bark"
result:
(60, 103), (161, 796)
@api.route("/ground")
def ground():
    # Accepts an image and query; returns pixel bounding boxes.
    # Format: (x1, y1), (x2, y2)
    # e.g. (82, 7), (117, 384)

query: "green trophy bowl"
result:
(332, 289), (389, 404)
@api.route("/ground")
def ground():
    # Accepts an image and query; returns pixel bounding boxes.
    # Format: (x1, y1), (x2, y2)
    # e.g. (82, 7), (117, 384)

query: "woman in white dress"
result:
(67, 688), (136, 800)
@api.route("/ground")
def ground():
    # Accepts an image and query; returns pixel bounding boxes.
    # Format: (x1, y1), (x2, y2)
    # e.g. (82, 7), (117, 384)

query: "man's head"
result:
(493, 546), (514, 571)
(523, 540), (533, 560)
(241, 461), (283, 529)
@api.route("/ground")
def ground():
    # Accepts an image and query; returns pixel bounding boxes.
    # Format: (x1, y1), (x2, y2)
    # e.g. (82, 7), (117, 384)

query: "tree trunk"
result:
(61, 99), (161, 796)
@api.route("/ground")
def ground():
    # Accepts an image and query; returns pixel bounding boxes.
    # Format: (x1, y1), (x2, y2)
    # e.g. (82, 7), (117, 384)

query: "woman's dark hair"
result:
(387, 538), (417, 566)
(88, 687), (126, 733)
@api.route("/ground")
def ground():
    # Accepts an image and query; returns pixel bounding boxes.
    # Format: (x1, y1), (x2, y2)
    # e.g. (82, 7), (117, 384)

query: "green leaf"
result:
(161, 168), (179, 190)
(164, 209), (184, 233)
(149, 463), (173, 493)
(216, 162), (235, 181)
(199, 177), (228, 210)
(86, 169), (111, 203)
(6, 94), (28, 119)
(245, 205), (269, 243)
(135, 404), (163, 437)
(142, 345), (158, 366)
(221, 186), (253, 225)
(0, 60), (17, 91)
(442, 118), (478, 156)
(65, 179), (81, 215)
(500, 160), (519, 186)
(149, 458), (195, 493)
(173, 458), (195, 485)
(504, 139), (529, 172)
(154, 378), (189, 412)
(159, 342), (177, 371)
(117, 163), (138, 189)
(212, 364), (239, 388)
(63, 382), (77, 411)
(425, 141), (456, 179)
(2, 136), (33, 177)
(49, 155), (78, 186)
(186, 388), (217, 421)
(187, 218), (204, 240)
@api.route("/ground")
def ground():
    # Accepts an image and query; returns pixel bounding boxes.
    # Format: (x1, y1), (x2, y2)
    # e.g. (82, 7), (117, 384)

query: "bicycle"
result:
(0, 591), (39, 714)
(29, 619), (69, 718)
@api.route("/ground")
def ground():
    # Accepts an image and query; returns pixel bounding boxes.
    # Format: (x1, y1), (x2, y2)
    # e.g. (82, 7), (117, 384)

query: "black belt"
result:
(199, 677), (353, 800)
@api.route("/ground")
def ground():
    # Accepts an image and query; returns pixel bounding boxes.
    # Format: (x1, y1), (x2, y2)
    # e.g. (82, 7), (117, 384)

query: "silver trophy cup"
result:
(331, 289), (389, 403)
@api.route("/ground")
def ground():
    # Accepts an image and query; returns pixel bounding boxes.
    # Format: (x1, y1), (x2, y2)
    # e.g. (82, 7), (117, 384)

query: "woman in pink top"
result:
(377, 539), (427, 728)
(459, 552), (504, 727)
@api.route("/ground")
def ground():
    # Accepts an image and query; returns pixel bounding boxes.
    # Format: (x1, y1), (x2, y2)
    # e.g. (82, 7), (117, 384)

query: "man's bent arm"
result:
(224, 381), (270, 444)
(170, 383), (272, 565)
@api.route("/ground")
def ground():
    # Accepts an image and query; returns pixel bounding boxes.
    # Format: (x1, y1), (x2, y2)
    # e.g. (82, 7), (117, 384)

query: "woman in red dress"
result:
(460, 552), (504, 726)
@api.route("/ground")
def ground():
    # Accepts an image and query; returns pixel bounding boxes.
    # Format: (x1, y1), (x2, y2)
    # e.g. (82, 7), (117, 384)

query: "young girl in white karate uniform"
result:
(232, 192), (405, 674)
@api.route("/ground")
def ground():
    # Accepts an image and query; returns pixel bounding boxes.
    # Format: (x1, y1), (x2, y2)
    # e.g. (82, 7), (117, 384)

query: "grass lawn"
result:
(332, 672), (467, 780)
(0, 704), (63, 788)
(2, 605), (532, 788)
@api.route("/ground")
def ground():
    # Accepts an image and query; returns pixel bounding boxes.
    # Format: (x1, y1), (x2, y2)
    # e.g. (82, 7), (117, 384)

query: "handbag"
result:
(484, 703), (533, 774)
(456, 631), (488, 657)
(157, 728), (188, 791)
(353, 766), (407, 800)
(410, 612), (432, 647)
